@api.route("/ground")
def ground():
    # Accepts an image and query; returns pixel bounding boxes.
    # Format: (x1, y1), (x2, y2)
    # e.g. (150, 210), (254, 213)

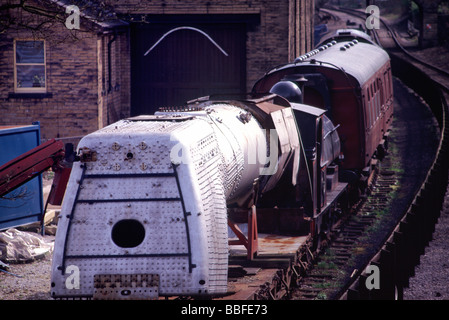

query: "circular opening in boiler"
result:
(111, 219), (145, 248)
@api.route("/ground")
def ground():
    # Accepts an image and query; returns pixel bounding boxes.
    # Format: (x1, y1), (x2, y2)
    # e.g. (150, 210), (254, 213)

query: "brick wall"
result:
(289, 0), (315, 61)
(97, 32), (131, 128)
(0, 17), (99, 143)
(0, 5), (130, 144)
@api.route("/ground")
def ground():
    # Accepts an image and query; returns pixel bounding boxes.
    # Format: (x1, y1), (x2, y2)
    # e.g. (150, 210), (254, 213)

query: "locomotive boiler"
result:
(50, 93), (330, 298)
(50, 92), (342, 299)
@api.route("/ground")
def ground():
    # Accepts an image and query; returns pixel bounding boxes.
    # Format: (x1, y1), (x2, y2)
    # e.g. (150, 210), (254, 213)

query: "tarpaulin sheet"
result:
(0, 228), (53, 263)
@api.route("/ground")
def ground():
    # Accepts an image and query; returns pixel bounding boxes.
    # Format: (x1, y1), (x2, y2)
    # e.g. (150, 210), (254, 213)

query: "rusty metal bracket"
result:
(79, 147), (97, 162)
(228, 205), (258, 260)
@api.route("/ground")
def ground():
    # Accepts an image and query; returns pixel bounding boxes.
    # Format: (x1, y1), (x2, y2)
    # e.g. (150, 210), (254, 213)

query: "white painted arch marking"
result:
(144, 26), (229, 57)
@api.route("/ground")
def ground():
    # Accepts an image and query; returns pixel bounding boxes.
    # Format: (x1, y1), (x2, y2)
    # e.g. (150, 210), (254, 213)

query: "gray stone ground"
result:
(403, 191), (449, 300)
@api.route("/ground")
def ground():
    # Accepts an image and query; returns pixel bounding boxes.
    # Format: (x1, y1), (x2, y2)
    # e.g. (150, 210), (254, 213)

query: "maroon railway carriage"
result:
(253, 31), (393, 177)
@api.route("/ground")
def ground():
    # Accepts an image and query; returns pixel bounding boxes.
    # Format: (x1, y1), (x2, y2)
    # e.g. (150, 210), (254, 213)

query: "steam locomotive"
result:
(50, 29), (393, 299)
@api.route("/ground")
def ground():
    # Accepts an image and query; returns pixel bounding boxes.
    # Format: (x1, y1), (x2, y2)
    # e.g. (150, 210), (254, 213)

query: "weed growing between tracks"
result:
(294, 78), (440, 300)
(293, 113), (405, 300)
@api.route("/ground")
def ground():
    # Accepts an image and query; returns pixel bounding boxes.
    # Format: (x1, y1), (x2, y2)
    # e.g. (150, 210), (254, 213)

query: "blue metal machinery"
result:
(0, 122), (44, 230)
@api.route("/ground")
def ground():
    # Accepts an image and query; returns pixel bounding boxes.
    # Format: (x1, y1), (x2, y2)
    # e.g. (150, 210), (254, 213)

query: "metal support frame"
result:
(228, 205), (258, 260)
(59, 165), (196, 274)
(0, 138), (65, 197)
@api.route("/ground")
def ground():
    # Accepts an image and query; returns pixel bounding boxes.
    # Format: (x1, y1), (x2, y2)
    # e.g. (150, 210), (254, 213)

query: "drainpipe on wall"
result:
(107, 31), (117, 125)
(107, 31), (117, 94)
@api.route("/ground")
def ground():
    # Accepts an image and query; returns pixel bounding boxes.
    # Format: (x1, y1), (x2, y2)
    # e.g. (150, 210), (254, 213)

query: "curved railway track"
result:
(319, 6), (449, 300)
(291, 76), (441, 299)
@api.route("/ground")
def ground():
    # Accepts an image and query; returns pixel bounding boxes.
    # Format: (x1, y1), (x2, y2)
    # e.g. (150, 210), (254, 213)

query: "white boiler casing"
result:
(50, 103), (270, 299)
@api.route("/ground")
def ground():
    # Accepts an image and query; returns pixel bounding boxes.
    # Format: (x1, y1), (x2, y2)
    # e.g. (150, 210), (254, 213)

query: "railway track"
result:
(321, 6), (449, 300)
(292, 122), (400, 300)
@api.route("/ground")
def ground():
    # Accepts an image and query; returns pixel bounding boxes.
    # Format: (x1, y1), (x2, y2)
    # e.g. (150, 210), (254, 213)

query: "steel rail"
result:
(325, 6), (449, 300)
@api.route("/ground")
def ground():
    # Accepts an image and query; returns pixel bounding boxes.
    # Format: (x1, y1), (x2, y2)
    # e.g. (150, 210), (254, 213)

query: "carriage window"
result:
(14, 40), (46, 93)
(374, 79), (381, 119)
(372, 83), (377, 125)
(378, 78), (384, 106)
(388, 69), (393, 99)
(366, 87), (372, 128)
(384, 70), (392, 102)
(367, 102), (371, 128)
(375, 92), (380, 120)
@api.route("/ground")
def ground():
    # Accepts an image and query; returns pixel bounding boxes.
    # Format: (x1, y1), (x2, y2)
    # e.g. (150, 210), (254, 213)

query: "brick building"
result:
(0, 0), (315, 144)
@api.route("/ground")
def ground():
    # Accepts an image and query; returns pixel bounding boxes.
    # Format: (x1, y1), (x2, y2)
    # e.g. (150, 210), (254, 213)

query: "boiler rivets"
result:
(112, 142), (121, 151)
(138, 142), (147, 150)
